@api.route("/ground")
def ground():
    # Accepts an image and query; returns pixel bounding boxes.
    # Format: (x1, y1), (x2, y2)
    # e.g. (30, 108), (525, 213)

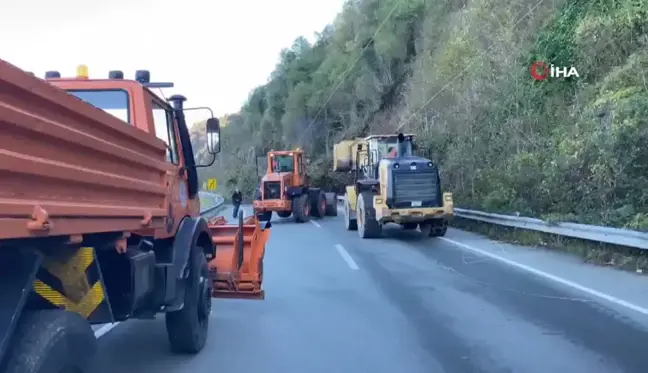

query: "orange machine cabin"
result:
(262, 149), (307, 197)
(0, 61), (191, 241)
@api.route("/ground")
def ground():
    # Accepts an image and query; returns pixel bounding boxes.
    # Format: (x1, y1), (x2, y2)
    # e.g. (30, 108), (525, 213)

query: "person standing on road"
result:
(232, 188), (243, 219)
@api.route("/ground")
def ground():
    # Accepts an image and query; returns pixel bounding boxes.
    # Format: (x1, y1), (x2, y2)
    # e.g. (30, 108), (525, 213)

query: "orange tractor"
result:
(252, 148), (337, 222)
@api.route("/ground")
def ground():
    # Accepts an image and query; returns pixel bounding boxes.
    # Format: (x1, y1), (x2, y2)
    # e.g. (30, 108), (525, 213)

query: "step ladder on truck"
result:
(0, 62), (271, 373)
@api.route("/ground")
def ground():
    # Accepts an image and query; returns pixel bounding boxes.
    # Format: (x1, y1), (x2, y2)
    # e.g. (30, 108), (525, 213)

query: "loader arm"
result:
(207, 212), (270, 300)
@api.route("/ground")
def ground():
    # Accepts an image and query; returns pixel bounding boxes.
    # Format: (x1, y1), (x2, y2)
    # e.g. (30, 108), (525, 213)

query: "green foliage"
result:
(192, 0), (648, 230)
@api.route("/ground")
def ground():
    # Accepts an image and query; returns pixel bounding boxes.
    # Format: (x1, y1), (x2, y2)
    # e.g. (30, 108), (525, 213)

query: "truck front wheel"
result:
(1, 309), (97, 373)
(165, 242), (211, 353)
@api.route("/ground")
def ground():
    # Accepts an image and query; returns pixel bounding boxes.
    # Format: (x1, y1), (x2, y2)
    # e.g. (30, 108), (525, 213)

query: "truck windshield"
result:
(66, 90), (130, 124)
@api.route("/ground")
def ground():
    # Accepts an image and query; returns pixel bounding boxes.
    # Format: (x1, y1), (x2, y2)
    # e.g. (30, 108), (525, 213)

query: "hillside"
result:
(194, 0), (648, 230)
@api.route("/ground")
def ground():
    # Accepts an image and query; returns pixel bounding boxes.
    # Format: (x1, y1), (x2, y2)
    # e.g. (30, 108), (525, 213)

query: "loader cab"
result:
(362, 134), (415, 179)
(366, 134), (415, 161)
(45, 65), (221, 238)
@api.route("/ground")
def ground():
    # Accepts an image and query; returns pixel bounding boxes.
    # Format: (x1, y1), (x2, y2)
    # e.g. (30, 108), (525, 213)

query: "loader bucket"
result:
(207, 210), (271, 300)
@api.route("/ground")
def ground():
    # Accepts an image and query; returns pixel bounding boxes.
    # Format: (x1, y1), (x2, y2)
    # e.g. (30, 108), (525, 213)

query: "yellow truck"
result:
(334, 133), (453, 238)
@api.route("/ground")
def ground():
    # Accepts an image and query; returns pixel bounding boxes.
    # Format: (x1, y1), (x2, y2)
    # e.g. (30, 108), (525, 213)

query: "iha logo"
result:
(530, 61), (579, 80)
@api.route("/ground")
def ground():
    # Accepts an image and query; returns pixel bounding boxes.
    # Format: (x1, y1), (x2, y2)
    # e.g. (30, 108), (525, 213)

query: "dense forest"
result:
(192, 0), (648, 230)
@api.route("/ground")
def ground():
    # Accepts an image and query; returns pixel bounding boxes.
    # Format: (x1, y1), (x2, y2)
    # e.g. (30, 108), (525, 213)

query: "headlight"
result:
(428, 162), (433, 167)
(394, 163), (399, 168)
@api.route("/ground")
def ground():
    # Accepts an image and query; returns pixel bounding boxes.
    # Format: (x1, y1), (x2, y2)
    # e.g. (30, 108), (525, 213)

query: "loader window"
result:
(152, 101), (179, 164)
(67, 89), (130, 124)
(272, 155), (294, 172)
(377, 139), (412, 158)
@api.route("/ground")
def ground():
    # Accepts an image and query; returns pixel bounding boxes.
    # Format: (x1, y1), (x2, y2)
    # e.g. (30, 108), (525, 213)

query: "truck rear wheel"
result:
(165, 241), (211, 353)
(292, 194), (310, 223)
(1, 309), (97, 373)
(357, 191), (381, 238)
(311, 191), (326, 218)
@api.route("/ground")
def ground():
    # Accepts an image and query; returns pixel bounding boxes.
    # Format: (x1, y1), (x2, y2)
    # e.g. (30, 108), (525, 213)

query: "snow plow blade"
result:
(207, 211), (270, 300)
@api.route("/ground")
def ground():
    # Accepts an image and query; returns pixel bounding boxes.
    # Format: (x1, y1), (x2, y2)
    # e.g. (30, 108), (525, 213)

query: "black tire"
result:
(324, 192), (338, 216)
(1, 309), (97, 373)
(312, 190), (326, 218)
(343, 195), (357, 231)
(165, 241), (211, 353)
(257, 211), (272, 221)
(357, 191), (381, 238)
(276, 211), (292, 218)
(402, 223), (418, 230)
(430, 220), (448, 237)
(292, 194), (310, 223)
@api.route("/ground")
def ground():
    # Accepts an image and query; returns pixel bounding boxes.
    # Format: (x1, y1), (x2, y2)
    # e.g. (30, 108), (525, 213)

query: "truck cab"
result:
(44, 66), (205, 239)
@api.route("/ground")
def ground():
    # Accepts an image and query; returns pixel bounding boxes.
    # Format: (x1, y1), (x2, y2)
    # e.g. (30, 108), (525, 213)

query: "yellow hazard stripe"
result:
(32, 247), (105, 319)
(32, 279), (105, 318)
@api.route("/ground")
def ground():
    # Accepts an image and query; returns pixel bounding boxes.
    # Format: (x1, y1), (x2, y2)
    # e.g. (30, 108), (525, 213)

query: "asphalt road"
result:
(89, 204), (648, 373)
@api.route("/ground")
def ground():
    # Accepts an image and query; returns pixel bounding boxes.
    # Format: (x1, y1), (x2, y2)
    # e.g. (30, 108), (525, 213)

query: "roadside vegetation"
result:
(193, 0), (648, 238)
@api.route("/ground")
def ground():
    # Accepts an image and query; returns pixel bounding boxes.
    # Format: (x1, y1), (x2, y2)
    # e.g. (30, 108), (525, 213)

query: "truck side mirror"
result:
(206, 118), (220, 154)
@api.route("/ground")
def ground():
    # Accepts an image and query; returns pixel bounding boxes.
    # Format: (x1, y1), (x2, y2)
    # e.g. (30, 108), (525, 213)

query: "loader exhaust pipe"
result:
(397, 133), (407, 157)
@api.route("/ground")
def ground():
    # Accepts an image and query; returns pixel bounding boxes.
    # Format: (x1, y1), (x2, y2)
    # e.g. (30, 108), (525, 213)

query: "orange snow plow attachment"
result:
(207, 211), (271, 300)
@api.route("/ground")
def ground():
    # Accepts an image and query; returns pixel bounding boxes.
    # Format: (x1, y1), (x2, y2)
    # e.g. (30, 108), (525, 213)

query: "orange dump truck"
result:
(0, 61), (271, 373)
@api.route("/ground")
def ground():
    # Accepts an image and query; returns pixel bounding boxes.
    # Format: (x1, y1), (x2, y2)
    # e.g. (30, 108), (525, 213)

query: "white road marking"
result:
(310, 220), (321, 228)
(94, 322), (120, 338)
(335, 244), (359, 270)
(440, 237), (648, 317)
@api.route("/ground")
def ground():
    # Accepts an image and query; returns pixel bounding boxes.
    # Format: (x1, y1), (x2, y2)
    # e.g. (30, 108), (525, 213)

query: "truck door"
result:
(151, 97), (188, 237)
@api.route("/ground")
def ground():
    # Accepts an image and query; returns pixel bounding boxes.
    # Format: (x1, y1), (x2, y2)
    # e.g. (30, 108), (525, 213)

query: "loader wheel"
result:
(429, 219), (448, 237)
(293, 194), (310, 223)
(277, 210), (292, 218)
(324, 192), (338, 216)
(166, 241), (211, 353)
(0, 309), (96, 373)
(357, 191), (381, 239)
(312, 191), (326, 218)
(344, 196), (357, 231)
(419, 222), (433, 237)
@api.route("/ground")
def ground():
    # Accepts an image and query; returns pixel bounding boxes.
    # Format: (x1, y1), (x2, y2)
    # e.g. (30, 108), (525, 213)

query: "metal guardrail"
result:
(455, 208), (648, 250)
(198, 191), (225, 216)
(337, 195), (648, 250)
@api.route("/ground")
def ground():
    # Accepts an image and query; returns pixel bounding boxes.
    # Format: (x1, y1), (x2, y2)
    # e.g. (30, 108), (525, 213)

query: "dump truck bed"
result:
(0, 59), (171, 240)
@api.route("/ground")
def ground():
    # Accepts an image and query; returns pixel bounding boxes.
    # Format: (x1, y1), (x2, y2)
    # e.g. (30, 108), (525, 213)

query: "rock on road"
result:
(89, 205), (648, 373)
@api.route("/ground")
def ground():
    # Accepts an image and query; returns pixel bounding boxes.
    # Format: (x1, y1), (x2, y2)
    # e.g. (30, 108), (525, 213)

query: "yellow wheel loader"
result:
(333, 133), (453, 239)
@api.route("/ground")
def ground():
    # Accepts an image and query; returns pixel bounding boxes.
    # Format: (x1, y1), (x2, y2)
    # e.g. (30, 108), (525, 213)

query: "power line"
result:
(296, 0), (405, 145)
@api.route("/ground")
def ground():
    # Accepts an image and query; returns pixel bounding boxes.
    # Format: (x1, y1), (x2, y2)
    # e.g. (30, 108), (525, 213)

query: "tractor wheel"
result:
(357, 191), (381, 239)
(324, 192), (338, 216)
(312, 191), (326, 218)
(293, 194), (310, 223)
(277, 211), (292, 218)
(0, 310), (97, 373)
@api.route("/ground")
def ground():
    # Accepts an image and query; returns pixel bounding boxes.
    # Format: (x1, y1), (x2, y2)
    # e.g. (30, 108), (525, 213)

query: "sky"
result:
(0, 0), (346, 123)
